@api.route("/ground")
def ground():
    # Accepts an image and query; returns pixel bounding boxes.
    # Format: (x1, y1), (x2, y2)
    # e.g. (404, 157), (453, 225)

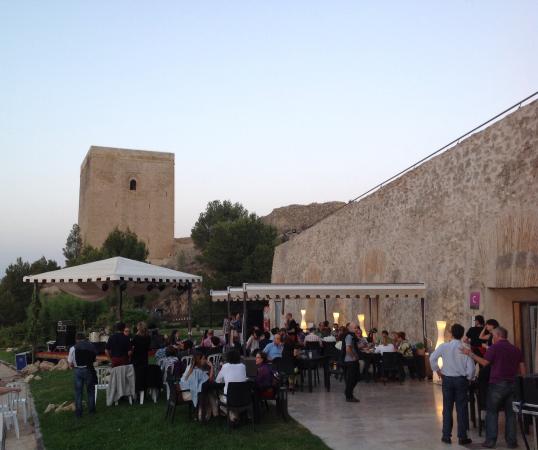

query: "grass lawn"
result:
(0, 349), (15, 365)
(31, 371), (328, 450)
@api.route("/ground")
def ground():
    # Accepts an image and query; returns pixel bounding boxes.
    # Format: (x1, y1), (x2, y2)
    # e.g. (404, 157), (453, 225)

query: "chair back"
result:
(226, 382), (253, 408)
(207, 354), (222, 375)
(243, 358), (258, 378)
(274, 356), (295, 375)
(181, 355), (193, 368)
(0, 391), (18, 412)
(96, 367), (110, 386)
(305, 341), (321, 351)
(381, 352), (401, 370)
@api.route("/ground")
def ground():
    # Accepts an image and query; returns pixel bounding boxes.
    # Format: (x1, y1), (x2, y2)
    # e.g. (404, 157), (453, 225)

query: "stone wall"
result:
(78, 146), (175, 261)
(271, 100), (538, 343)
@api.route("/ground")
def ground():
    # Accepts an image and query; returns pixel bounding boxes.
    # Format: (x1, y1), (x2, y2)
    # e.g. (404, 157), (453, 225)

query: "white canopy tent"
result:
(211, 282), (427, 342)
(23, 257), (202, 335)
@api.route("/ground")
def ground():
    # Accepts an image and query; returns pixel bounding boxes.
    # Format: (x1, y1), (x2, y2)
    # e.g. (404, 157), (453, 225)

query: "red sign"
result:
(470, 292), (480, 309)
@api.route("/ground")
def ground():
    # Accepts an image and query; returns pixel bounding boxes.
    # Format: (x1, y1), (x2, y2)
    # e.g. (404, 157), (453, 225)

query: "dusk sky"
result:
(1, 1), (537, 275)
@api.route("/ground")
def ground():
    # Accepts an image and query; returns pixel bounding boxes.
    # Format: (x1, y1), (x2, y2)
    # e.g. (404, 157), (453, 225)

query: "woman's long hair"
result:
(136, 321), (148, 337)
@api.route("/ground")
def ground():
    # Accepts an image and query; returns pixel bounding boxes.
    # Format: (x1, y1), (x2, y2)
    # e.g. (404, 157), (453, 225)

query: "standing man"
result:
(462, 326), (525, 448)
(343, 323), (361, 403)
(105, 322), (132, 367)
(430, 324), (475, 445)
(68, 332), (97, 418)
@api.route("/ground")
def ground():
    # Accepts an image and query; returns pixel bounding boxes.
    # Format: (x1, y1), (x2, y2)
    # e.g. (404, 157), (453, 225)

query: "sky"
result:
(0, 1), (537, 275)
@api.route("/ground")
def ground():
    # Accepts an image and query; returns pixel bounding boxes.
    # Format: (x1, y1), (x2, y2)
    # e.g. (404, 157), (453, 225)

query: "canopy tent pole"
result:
(114, 281), (122, 321)
(187, 282), (193, 338)
(323, 298), (327, 322)
(227, 291), (231, 346)
(29, 281), (41, 360)
(241, 291), (247, 343)
(421, 297), (426, 345)
(368, 296), (373, 331)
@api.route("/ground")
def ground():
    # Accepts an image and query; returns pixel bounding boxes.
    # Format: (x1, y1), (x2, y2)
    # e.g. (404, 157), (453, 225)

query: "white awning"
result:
(23, 256), (202, 284)
(211, 282), (426, 302)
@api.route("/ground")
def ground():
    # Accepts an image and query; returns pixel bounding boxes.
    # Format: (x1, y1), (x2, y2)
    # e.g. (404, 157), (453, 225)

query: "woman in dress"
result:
(132, 321), (151, 399)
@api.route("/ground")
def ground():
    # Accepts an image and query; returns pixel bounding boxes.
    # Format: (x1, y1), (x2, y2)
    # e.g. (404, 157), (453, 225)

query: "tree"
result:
(198, 212), (277, 289)
(191, 200), (248, 251)
(63, 224), (83, 266)
(0, 256), (59, 326)
(101, 228), (149, 261)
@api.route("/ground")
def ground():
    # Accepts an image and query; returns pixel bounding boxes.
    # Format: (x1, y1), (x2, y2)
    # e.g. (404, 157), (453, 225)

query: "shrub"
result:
(0, 322), (28, 348)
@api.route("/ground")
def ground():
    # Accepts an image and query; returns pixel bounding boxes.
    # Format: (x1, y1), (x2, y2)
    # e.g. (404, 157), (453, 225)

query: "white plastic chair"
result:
(0, 391), (19, 440)
(181, 355), (193, 367)
(207, 354), (223, 376)
(5, 383), (27, 424)
(95, 367), (110, 403)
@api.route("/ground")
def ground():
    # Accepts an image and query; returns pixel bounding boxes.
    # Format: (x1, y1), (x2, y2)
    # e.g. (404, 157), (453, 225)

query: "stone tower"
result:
(78, 146), (174, 262)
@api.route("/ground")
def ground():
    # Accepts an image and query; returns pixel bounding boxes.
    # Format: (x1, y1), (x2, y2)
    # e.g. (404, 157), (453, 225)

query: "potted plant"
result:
(415, 341), (426, 356)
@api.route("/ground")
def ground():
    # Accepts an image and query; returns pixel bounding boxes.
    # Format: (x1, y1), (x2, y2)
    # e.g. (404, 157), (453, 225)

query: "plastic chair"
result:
(207, 354), (222, 376)
(380, 352), (403, 384)
(94, 367), (110, 403)
(218, 381), (255, 431)
(6, 383), (27, 424)
(0, 391), (20, 440)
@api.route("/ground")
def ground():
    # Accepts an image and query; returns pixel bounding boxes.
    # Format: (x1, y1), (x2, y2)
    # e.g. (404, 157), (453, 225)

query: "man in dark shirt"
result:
(68, 332), (97, 417)
(465, 315), (485, 354)
(105, 322), (132, 367)
(462, 326), (525, 448)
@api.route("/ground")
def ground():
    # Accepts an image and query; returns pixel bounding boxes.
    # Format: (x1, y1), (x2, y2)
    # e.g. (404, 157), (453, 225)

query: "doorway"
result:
(514, 302), (538, 373)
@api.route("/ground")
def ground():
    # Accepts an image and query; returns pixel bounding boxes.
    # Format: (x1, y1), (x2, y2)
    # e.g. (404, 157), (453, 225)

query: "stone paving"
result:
(0, 362), (37, 450)
(288, 377), (531, 450)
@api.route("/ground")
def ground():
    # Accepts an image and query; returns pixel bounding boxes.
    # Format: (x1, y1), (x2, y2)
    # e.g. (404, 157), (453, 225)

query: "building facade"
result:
(78, 146), (175, 262)
(271, 100), (538, 370)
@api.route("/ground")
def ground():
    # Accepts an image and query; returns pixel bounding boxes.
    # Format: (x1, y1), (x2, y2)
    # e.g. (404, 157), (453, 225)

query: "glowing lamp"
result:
(333, 311), (340, 324)
(357, 314), (367, 337)
(300, 309), (307, 331)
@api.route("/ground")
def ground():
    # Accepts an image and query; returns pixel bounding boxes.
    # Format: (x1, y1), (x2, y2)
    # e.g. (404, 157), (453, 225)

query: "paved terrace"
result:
(288, 378), (527, 450)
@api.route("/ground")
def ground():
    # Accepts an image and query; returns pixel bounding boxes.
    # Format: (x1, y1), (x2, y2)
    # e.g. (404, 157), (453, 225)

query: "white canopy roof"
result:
(23, 257), (202, 284)
(211, 282), (426, 302)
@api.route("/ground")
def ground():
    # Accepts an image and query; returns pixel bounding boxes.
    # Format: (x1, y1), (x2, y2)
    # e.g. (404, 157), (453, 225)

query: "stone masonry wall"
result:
(78, 146), (175, 261)
(271, 100), (538, 343)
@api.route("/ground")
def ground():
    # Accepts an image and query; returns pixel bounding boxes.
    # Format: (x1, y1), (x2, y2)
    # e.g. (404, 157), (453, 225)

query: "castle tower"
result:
(78, 146), (174, 262)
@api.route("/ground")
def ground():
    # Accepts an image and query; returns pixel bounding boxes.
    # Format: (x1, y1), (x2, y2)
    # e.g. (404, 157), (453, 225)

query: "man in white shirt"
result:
(430, 323), (475, 446)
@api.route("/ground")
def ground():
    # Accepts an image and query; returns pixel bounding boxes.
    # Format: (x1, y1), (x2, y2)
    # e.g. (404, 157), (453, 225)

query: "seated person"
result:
(245, 329), (261, 356)
(263, 334), (284, 361)
(180, 352), (216, 419)
(320, 320), (332, 338)
(304, 327), (323, 347)
(177, 339), (194, 359)
(375, 335), (395, 354)
(395, 332), (415, 379)
(259, 331), (272, 349)
(216, 350), (247, 422)
(255, 351), (275, 397)
(201, 330), (215, 348)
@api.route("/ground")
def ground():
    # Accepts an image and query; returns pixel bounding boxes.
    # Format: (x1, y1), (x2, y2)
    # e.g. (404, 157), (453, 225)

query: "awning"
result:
(23, 256), (202, 284)
(211, 282), (426, 302)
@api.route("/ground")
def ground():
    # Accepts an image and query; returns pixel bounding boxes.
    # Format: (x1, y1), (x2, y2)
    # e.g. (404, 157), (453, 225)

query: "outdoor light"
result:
(333, 311), (340, 324)
(300, 309), (307, 331)
(357, 314), (367, 337)
(434, 320), (447, 384)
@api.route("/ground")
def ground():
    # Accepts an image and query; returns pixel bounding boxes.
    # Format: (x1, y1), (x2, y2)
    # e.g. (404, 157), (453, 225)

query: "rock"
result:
(21, 363), (39, 375)
(55, 401), (68, 413)
(45, 403), (56, 413)
(53, 359), (69, 371)
(5, 348), (13, 352)
(23, 374), (34, 383)
(39, 361), (55, 371)
(34, 375), (42, 381)
(60, 402), (75, 412)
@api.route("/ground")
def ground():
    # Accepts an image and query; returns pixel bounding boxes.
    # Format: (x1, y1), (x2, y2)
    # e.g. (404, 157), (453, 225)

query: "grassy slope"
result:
(31, 371), (328, 450)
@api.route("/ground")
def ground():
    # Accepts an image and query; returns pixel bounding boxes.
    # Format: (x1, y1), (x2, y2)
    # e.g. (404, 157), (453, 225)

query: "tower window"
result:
(130, 179), (137, 191)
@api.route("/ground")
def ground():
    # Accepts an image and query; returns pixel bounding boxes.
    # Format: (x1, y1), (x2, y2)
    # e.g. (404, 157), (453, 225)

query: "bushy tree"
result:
(0, 256), (59, 326)
(193, 203), (277, 290)
(191, 200), (248, 250)
(63, 224), (83, 266)
(101, 228), (149, 261)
